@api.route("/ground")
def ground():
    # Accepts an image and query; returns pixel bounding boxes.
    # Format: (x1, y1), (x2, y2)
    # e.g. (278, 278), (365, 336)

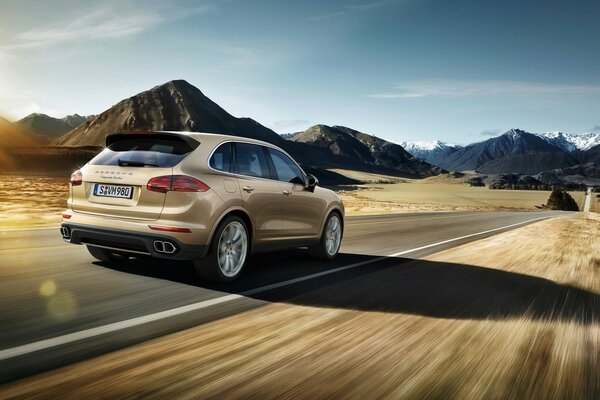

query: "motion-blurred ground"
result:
(1, 213), (597, 399)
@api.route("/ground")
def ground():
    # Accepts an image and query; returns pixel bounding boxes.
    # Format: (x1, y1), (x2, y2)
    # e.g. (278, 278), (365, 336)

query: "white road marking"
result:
(0, 215), (551, 362)
(583, 187), (591, 213)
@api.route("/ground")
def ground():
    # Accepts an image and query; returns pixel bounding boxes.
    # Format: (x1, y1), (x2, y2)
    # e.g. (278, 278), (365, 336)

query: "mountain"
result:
(292, 124), (441, 177)
(537, 131), (600, 152)
(401, 140), (461, 166)
(54, 80), (286, 148)
(436, 129), (579, 174)
(576, 144), (600, 164)
(0, 116), (42, 148)
(62, 114), (95, 129)
(280, 132), (300, 140)
(17, 113), (94, 141)
(53, 80), (440, 178)
(535, 163), (600, 187)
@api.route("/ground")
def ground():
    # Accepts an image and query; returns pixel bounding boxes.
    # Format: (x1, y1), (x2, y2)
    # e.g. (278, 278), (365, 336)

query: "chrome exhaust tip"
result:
(163, 242), (176, 254)
(60, 226), (71, 240)
(153, 240), (165, 253)
(153, 240), (177, 254)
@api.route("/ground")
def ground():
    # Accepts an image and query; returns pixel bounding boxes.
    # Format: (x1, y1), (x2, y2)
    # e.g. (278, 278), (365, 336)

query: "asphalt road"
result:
(0, 210), (566, 383)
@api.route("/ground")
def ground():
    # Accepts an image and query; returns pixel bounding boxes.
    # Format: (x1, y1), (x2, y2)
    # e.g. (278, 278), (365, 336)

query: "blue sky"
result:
(1, 0), (599, 144)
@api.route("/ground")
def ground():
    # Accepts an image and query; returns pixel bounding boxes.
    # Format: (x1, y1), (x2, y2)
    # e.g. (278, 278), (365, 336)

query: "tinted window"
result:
(234, 143), (271, 179)
(90, 137), (192, 168)
(267, 148), (304, 184)
(209, 143), (232, 172)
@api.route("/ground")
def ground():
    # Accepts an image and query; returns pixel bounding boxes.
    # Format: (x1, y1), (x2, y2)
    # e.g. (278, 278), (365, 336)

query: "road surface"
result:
(0, 211), (566, 383)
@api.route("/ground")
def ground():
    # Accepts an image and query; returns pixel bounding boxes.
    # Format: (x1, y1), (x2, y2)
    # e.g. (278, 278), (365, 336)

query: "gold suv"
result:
(60, 131), (344, 282)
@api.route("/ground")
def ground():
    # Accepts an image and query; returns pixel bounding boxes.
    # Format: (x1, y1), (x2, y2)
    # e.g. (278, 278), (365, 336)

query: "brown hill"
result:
(53, 80), (286, 148)
(0, 116), (41, 148)
(292, 125), (440, 177)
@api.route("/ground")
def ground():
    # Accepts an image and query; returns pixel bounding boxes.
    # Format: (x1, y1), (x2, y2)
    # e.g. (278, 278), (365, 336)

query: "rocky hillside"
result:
(53, 80), (286, 148)
(292, 124), (442, 177)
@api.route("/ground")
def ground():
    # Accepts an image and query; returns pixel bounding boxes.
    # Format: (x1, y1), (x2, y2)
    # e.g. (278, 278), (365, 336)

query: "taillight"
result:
(146, 176), (172, 193)
(70, 170), (82, 186)
(147, 175), (209, 193)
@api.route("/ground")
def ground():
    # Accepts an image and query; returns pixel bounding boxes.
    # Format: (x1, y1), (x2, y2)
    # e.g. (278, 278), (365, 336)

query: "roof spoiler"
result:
(105, 131), (200, 150)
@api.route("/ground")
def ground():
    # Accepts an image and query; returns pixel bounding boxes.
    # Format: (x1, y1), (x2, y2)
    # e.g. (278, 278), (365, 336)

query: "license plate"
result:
(93, 184), (133, 199)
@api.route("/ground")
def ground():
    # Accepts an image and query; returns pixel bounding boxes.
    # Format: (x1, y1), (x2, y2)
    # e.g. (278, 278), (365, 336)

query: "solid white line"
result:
(0, 215), (550, 362)
(584, 188), (591, 213)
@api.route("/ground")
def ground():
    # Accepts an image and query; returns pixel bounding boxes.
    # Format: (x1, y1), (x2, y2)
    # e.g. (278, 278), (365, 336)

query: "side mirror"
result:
(305, 174), (319, 192)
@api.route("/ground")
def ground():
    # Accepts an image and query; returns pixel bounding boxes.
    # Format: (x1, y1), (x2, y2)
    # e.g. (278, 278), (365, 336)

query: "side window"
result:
(267, 148), (304, 184)
(209, 143), (232, 172)
(233, 143), (271, 179)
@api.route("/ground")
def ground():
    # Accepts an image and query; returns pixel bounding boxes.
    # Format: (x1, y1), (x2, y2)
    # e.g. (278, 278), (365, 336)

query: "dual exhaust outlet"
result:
(153, 240), (177, 254)
(60, 226), (71, 240)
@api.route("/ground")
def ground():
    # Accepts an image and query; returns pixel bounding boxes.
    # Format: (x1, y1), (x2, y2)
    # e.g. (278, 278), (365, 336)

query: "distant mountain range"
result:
(401, 140), (462, 166)
(537, 131), (600, 152)
(3, 79), (599, 183)
(51, 80), (440, 178)
(17, 113), (94, 140)
(403, 129), (600, 176)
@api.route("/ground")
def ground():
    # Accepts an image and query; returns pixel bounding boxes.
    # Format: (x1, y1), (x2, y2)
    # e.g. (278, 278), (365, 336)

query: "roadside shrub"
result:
(466, 177), (485, 187)
(546, 189), (579, 211)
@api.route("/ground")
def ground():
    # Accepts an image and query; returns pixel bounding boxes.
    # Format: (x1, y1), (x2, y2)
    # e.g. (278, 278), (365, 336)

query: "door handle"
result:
(282, 190), (292, 196)
(242, 186), (254, 193)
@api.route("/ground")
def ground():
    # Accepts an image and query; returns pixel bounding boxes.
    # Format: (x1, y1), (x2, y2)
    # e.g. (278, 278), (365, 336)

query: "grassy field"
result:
(0, 172), (591, 228)
(336, 172), (589, 215)
(2, 213), (597, 399)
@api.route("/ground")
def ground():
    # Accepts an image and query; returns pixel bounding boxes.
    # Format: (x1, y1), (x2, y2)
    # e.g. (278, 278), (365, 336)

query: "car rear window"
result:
(90, 136), (195, 168)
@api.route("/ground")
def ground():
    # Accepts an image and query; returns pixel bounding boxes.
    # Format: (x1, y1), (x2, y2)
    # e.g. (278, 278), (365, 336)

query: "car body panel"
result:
(62, 131), (345, 260)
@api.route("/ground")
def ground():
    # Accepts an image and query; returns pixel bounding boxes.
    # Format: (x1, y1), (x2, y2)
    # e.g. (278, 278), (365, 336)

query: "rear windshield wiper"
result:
(117, 159), (159, 168)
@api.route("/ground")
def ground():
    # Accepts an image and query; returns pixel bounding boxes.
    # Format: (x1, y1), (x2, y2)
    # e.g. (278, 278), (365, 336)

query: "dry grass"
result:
(590, 193), (600, 213)
(340, 181), (555, 215)
(0, 173), (591, 228)
(2, 214), (598, 399)
(0, 175), (67, 228)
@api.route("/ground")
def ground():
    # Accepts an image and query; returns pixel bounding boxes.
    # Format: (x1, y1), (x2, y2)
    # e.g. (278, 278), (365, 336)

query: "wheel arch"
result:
(208, 207), (254, 250)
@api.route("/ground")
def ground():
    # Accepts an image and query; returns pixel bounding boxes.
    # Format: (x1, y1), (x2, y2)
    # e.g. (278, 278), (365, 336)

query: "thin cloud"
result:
(270, 119), (312, 132)
(2, 4), (214, 51)
(591, 125), (600, 132)
(480, 129), (501, 137)
(346, 1), (387, 11)
(368, 80), (600, 99)
(311, 1), (386, 20)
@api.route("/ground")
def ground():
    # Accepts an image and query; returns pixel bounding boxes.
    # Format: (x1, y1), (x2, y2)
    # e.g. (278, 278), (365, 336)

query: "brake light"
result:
(147, 175), (209, 193)
(62, 213), (72, 219)
(70, 170), (82, 186)
(146, 176), (172, 193)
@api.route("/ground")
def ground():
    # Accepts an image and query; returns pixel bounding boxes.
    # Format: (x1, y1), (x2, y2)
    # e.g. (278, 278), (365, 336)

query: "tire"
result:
(309, 212), (343, 260)
(87, 245), (129, 263)
(194, 215), (249, 282)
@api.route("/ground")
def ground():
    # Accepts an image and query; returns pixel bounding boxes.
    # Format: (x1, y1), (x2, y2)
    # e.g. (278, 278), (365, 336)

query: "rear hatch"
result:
(72, 133), (198, 220)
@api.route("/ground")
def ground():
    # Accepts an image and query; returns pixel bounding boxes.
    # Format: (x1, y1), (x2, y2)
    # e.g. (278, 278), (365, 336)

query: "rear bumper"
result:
(61, 222), (208, 260)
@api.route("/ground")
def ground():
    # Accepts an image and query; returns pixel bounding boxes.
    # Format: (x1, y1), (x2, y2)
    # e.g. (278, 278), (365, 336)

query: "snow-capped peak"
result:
(401, 140), (455, 151)
(537, 131), (600, 151)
